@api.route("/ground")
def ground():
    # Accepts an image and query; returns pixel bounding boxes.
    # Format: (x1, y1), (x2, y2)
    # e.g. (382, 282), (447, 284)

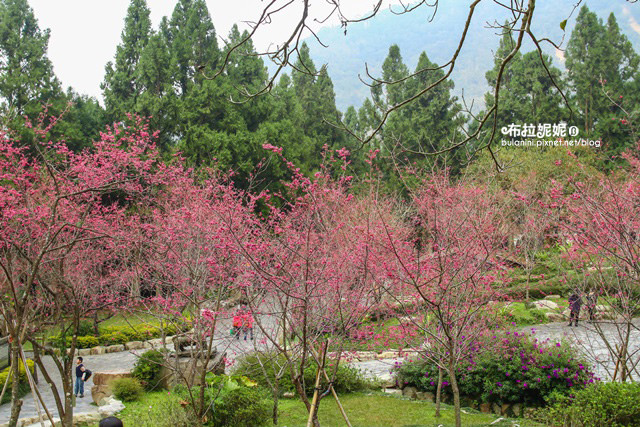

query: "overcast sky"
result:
(29, 0), (397, 102)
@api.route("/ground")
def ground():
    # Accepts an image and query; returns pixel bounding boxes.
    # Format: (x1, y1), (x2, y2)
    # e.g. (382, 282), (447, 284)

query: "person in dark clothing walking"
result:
(75, 356), (87, 398)
(568, 291), (582, 327)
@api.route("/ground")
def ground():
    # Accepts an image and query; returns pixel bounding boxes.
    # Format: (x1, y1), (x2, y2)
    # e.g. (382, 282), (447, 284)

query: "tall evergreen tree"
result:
(0, 0), (62, 121)
(164, 0), (218, 96)
(403, 52), (464, 163)
(565, 6), (608, 135)
(102, 0), (152, 122)
(566, 6), (639, 156)
(136, 24), (177, 149)
(291, 42), (345, 163)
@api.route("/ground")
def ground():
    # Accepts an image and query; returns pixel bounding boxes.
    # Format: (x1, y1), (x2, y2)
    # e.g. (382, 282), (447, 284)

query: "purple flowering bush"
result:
(394, 329), (597, 407)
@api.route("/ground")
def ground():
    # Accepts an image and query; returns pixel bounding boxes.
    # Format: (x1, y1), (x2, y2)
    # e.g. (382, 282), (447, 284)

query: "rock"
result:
(500, 403), (511, 415)
(355, 351), (376, 361)
(379, 373), (396, 388)
(595, 304), (611, 312)
(511, 403), (523, 417)
(105, 344), (125, 353)
(90, 346), (105, 355)
(492, 402), (501, 415)
(91, 384), (112, 406)
(533, 300), (559, 310)
(158, 353), (226, 388)
(545, 311), (565, 322)
(92, 370), (132, 386)
(402, 386), (418, 399)
(479, 403), (492, 413)
(73, 412), (101, 425)
(125, 341), (145, 350)
(416, 391), (435, 402)
(283, 392), (295, 398)
(77, 348), (91, 356)
(377, 351), (397, 359)
(544, 295), (561, 300)
(98, 397), (125, 417)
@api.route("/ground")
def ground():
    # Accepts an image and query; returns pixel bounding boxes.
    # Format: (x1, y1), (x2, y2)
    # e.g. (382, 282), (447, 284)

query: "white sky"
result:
(29, 0), (399, 101)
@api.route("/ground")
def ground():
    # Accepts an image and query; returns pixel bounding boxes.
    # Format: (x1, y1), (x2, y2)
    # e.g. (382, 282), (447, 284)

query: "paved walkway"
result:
(520, 318), (640, 381)
(2, 318), (638, 423)
(0, 315), (270, 424)
(349, 319), (640, 383)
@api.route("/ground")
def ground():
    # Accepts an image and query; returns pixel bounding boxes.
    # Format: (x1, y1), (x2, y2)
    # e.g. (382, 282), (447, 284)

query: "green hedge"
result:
(49, 323), (183, 349)
(539, 382), (640, 426)
(0, 359), (35, 404)
(233, 352), (379, 397)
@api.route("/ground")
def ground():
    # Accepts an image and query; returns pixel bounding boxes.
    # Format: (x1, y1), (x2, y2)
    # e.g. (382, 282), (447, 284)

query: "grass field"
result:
(92, 391), (543, 427)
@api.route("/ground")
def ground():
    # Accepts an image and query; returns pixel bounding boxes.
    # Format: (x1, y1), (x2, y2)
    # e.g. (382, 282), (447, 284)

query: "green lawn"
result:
(277, 393), (543, 427)
(91, 391), (543, 427)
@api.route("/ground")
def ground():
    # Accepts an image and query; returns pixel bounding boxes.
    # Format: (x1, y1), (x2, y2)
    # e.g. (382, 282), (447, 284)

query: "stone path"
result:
(3, 317), (639, 423)
(351, 319), (640, 385)
(0, 315), (269, 424)
(519, 318), (640, 381)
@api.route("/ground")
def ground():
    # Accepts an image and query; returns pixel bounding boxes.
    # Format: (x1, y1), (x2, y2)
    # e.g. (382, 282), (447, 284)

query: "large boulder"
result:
(402, 386), (418, 399)
(92, 370), (131, 386)
(545, 311), (565, 322)
(533, 300), (559, 310)
(158, 351), (226, 389)
(91, 370), (132, 405)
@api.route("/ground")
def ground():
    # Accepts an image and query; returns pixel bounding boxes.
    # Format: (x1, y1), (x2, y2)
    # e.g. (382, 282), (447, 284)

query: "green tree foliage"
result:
(483, 27), (567, 137)
(56, 89), (106, 152)
(0, 0), (102, 151)
(0, 0), (62, 118)
(566, 6), (639, 158)
(102, 0), (152, 123)
(352, 45), (463, 191)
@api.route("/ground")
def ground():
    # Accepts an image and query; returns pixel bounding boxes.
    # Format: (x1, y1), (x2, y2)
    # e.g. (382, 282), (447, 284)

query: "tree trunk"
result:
(271, 380), (279, 425)
(8, 344), (22, 427)
(449, 364), (462, 427)
(435, 366), (443, 418)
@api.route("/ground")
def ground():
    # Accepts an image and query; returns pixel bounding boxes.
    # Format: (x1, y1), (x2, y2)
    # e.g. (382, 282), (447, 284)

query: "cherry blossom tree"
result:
(377, 174), (512, 427)
(225, 145), (386, 427)
(0, 114), (164, 426)
(557, 142), (640, 381)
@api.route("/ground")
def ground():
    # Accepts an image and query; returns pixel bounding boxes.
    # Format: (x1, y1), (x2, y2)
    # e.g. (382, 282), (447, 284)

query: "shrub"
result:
(234, 352), (378, 397)
(112, 377), (144, 402)
(49, 322), (185, 349)
(539, 382), (640, 426)
(133, 350), (166, 391)
(209, 386), (271, 427)
(77, 320), (96, 336)
(395, 330), (597, 407)
(0, 360), (35, 405)
(174, 374), (271, 427)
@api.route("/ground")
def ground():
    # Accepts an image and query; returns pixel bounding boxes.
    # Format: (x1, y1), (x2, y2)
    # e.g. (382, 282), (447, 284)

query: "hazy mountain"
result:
(303, 0), (640, 112)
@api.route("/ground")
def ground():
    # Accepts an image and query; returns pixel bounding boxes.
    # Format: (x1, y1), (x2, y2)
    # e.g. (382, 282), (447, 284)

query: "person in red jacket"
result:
(232, 311), (243, 339)
(242, 309), (254, 341)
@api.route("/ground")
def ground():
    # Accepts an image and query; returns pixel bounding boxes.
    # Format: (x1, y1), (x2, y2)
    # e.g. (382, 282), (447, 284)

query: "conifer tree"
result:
(102, 0), (152, 122)
(0, 0), (62, 121)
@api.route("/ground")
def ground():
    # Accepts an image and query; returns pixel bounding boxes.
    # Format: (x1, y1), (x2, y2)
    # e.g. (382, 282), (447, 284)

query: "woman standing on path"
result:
(568, 291), (582, 327)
